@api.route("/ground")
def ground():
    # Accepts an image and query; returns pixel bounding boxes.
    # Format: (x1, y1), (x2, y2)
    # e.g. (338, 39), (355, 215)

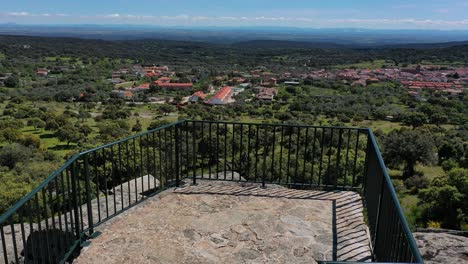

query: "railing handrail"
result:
(366, 128), (424, 263)
(187, 120), (369, 131)
(0, 120), (186, 225)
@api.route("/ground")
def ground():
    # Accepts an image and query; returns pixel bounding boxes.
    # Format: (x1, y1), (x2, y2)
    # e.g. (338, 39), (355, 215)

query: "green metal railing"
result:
(0, 120), (423, 263)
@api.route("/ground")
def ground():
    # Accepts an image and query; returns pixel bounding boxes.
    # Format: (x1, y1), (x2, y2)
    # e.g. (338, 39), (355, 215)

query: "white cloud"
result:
(1, 11), (468, 29)
(328, 18), (468, 26)
(7, 12), (29, 16)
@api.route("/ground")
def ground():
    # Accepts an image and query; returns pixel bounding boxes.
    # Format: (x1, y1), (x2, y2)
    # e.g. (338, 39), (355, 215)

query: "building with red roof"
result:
(206, 86), (233, 105)
(188, 91), (207, 103)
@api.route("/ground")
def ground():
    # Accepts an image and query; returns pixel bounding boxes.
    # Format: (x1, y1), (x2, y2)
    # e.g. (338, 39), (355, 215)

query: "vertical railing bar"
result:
(34, 194), (45, 262)
(9, 218), (19, 263)
(19, 207), (27, 260)
(302, 127), (309, 185)
(216, 123), (220, 178)
(49, 182), (56, 231)
(191, 123), (196, 184)
(84, 155), (94, 234)
(125, 141), (131, 207)
(118, 143), (125, 208)
(352, 130), (361, 187)
(335, 129), (343, 189)
(310, 128), (317, 185)
(110, 145), (117, 215)
(262, 125), (268, 187)
(175, 124), (180, 187)
(146, 134), (151, 194)
(373, 168), (386, 256)
(66, 167), (78, 244)
(254, 125), (260, 182)
(208, 122), (212, 179)
(56, 174), (66, 253)
(102, 149), (109, 218)
(239, 124), (244, 179)
(93, 151), (101, 222)
(326, 128), (334, 188)
(278, 126), (284, 184)
(271, 126), (276, 183)
(164, 127), (174, 186)
(158, 130), (164, 189)
(318, 128), (326, 186)
(224, 123), (228, 180)
(25, 201), (36, 261)
(200, 122), (204, 179)
(140, 137), (145, 193)
(294, 127), (301, 185)
(41, 189), (53, 263)
(246, 125), (251, 180)
(286, 127), (293, 185)
(362, 132), (371, 190)
(47, 183), (58, 258)
(60, 172), (69, 242)
(0, 223), (8, 264)
(75, 161), (84, 233)
(185, 122), (189, 179)
(344, 129), (351, 189)
(133, 138), (138, 203)
(152, 132), (158, 190)
(232, 124), (236, 181)
(170, 126), (175, 184)
(50, 178), (60, 256)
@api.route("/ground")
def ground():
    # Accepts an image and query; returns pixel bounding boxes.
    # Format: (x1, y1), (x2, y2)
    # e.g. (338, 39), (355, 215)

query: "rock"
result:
(414, 232), (468, 264)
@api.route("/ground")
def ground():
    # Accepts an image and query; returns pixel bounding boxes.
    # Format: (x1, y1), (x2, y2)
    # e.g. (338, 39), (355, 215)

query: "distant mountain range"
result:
(1, 24), (468, 47)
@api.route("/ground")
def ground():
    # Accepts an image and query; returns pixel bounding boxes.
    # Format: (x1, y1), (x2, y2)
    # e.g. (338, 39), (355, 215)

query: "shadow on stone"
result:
(23, 229), (79, 264)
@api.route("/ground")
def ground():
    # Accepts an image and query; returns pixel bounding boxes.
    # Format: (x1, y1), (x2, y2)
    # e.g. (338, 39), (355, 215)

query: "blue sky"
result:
(1, 0), (468, 29)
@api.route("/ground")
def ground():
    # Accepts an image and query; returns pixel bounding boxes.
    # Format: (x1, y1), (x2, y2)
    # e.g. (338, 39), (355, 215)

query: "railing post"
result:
(373, 174), (385, 260)
(70, 163), (81, 240)
(363, 130), (372, 193)
(191, 121), (197, 185)
(175, 124), (180, 187)
(83, 156), (94, 235)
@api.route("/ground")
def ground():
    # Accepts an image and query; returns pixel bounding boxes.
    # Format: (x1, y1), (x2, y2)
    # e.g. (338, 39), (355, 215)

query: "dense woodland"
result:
(0, 35), (467, 230)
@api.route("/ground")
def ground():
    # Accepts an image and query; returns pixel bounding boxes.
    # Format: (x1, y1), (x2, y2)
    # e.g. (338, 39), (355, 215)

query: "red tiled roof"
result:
(192, 91), (207, 99)
(213, 86), (233, 100)
(136, 83), (150, 89)
(154, 80), (193, 89)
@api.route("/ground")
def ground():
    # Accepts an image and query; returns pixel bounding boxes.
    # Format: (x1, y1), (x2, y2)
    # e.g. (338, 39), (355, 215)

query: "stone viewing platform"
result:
(74, 181), (372, 264)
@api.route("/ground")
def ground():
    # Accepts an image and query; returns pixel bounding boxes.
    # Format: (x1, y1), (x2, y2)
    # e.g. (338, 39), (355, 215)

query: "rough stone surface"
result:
(74, 182), (371, 264)
(414, 232), (468, 264)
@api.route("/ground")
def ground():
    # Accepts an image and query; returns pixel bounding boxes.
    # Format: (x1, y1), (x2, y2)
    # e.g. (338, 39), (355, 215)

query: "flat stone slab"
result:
(74, 182), (371, 263)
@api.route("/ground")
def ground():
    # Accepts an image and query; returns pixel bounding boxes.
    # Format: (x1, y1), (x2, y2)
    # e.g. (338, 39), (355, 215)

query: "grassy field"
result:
(45, 56), (73, 62)
(335, 59), (396, 70)
(303, 86), (340, 96)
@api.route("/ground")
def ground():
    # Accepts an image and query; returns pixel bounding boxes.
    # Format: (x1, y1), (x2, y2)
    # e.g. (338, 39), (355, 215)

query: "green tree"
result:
(0, 144), (33, 169)
(27, 117), (46, 130)
(4, 76), (19, 88)
(79, 124), (93, 137)
(158, 104), (176, 116)
(57, 124), (82, 146)
(45, 120), (60, 131)
(132, 119), (143, 132)
(418, 168), (468, 229)
(402, 112), (428, 128)
(382, 129), (436, 178)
